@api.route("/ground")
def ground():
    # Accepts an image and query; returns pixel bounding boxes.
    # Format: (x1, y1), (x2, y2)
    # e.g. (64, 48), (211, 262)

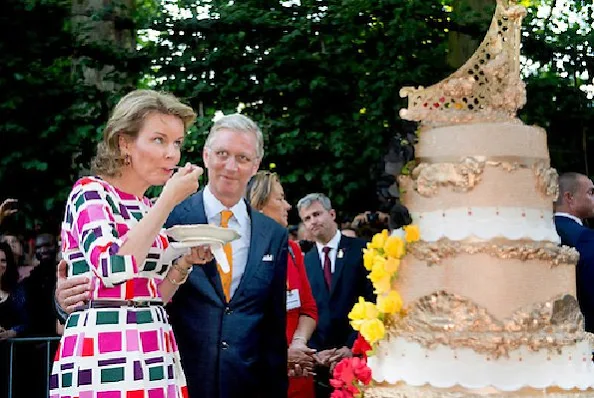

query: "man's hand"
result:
(313, 348), (337, 367)
(0, 329), (17, 341)
(328, 346), (353, 372)
(56, 259), (91, 313)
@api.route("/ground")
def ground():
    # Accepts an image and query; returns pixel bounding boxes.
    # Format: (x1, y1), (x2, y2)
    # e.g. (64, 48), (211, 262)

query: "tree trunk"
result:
(447, 0), (496, 69)
(71, 0), (136, 91)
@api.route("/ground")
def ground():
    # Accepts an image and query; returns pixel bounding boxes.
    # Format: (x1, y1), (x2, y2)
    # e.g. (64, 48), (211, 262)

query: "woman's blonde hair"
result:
(91, 89), (197, 177)
(246, 171), (279, 210)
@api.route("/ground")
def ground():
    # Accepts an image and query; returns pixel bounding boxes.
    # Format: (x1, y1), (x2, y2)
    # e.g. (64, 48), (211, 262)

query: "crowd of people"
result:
(0, 89), (406, 398)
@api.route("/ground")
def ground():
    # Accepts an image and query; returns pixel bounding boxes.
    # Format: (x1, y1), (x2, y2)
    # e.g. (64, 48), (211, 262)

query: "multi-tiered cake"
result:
(366, 1), (594, 396)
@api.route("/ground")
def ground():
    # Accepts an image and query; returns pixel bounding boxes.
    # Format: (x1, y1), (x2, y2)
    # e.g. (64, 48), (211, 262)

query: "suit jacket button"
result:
(225, 307), (233, 315)
(221, 341), (229, 349)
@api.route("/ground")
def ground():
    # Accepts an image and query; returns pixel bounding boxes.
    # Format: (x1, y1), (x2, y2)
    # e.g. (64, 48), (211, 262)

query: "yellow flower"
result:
(384, 257), (400, 274)
(360, 318), (386, 344)
(369, 260), (389, 284)
(384, 236), (405, 259)
(368, 230), (389, 250)
(348, 297), (379, 331)
(404, 225), (420, 243)
(363, 248), (375, 271)
(376, 290), (403, 314)
(372, 276), (391, 295)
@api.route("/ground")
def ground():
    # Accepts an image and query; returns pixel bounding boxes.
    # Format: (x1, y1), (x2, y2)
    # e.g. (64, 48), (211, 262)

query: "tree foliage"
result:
(0, 0), (592, 229)
(148, 0), (455, 218)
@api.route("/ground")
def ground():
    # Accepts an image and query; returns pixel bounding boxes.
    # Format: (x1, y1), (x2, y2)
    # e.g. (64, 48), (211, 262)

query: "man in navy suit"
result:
(56, 114), (289, 398)
(554, 172), (594, 331)
(297, 193), (375, 398)
(164, 114), (288, 398)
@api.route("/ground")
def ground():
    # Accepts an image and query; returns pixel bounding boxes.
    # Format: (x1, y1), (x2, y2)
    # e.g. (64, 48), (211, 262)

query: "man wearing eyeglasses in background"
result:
(56, 114), (289, 398)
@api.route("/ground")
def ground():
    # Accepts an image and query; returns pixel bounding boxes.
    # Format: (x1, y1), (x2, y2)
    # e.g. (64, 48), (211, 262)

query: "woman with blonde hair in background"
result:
(50, 89), (213, 398)
(246, 171), (318, 398)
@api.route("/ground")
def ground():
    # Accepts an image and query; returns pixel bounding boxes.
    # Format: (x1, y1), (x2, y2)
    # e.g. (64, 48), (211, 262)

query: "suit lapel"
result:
(305, 249), (329, 301)
(182, 191), (226, 303)
(330, 236), (349, 298)
(231, 205), (267, 302)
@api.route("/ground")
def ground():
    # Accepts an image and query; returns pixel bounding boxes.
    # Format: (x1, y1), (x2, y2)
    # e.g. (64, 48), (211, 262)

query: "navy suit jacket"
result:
(555, 215), (594, 332)
(165, 191), (289, 398)
(304, 235), (375, 351)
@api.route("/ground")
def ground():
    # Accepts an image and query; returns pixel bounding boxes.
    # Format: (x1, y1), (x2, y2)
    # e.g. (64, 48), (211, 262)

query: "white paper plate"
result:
(170, 238), (224, 249)
(166, 224), (240, 244)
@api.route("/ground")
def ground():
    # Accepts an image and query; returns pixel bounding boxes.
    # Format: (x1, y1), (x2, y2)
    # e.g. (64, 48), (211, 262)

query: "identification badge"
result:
(286, 289), (301, 311)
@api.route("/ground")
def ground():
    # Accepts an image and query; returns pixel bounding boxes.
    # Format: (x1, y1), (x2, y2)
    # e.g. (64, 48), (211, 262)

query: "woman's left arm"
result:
(290, 242), (318, 346)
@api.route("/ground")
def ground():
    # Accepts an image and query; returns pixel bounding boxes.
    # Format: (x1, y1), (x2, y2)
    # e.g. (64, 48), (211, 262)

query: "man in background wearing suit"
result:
(554, 172), (594, 331)
(55, 114), (289, 398)
(297, 193), (375, 398)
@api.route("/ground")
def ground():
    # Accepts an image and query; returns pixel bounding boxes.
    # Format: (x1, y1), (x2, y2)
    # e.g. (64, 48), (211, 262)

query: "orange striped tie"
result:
(219, 210), (234, 301)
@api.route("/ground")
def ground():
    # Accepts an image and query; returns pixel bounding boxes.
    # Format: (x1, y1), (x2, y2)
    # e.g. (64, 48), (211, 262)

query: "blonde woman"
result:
(246, 171), (318, 398)
(50, 90), (212, 398)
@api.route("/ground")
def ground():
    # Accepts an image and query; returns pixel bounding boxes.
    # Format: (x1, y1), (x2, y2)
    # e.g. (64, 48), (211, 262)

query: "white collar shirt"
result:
(315, 230), (342, 273)
(203, 185), (251, 297)
(554, 212), (583, 226)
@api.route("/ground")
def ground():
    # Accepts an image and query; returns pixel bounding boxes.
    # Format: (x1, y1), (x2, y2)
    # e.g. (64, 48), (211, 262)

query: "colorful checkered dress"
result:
(50, 176), (189, 398)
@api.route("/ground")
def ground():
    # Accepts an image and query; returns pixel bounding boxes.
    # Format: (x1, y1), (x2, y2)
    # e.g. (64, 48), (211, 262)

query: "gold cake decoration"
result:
(405, 158), (558, 198)
(533, 162), (559, 198)
(385, 292), (586, 358)
(408, 240), (578, 266)
(399, 0), (527, 125)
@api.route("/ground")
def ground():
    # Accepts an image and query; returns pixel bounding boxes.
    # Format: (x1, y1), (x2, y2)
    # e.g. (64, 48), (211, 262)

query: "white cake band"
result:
(369, 337), (594, 391)
(412, 207), (560, 243)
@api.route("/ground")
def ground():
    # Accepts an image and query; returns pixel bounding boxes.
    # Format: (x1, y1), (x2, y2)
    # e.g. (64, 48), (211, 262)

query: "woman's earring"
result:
(124, 154), (131, 166)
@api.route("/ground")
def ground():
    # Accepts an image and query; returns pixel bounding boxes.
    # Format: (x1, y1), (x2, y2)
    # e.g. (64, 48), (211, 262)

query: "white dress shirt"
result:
(554, 212), (583, 226)
(315, 230), (342, 273)
(203, 185), (251, 297)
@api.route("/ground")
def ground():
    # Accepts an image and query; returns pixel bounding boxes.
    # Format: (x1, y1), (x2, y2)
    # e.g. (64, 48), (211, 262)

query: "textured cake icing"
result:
(365, 1), (594, 396)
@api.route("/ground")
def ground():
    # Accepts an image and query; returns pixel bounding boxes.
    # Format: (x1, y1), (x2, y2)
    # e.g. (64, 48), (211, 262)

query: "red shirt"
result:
(286, 240), (318, 342)
(286, 240), (318, 398)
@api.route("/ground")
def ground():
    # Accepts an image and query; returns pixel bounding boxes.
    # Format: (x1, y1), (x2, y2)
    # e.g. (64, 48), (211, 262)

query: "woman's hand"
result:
(288, 340), (316, 377)
(160, 163), (203, 208)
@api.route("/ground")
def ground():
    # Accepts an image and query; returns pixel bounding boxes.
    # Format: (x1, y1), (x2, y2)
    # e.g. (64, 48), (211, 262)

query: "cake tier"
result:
(396, 247), (576, 319)
(365, 382), (594, 397)
(369, 294), (592, 392)
(368, 338), (594, 392)
(400, 163), (557, 212)
(415, 123), (549, 162)
(409, 207), (559, 244)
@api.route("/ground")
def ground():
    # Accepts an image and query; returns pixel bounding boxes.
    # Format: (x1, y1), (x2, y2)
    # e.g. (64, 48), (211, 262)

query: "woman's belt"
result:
(73, 299), (164, 312)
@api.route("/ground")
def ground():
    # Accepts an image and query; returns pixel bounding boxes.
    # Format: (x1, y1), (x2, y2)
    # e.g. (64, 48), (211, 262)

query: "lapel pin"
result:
(337, 249), (344, 259)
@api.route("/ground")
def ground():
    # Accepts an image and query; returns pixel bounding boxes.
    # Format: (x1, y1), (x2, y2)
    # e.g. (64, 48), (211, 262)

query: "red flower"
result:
(330, 356), (373, 397)
(352, 333), (372, 359)
(330, 390), (352, 398)
(351, 357), (372, 385)
(332, 358), (355, 387)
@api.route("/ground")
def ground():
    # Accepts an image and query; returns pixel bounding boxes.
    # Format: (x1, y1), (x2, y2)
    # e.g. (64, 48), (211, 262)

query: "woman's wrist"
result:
(291, 336), (307, 346)
(174, 257), (192, 273)
(166, 259), (193, 286)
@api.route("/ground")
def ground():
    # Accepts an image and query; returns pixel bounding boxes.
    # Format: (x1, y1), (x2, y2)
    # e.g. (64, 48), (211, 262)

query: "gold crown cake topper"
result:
(399, 0), (527, 125)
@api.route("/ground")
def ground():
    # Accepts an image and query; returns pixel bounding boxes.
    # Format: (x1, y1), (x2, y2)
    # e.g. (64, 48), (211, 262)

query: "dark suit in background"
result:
(304, 234), (375, 396)
(165, 191), (289, 398)
(555, 215), (594, 332)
